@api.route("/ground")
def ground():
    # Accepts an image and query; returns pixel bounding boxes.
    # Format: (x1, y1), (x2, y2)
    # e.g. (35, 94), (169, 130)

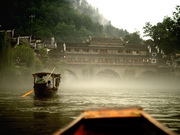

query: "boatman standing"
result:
(47, 80), (53, 88)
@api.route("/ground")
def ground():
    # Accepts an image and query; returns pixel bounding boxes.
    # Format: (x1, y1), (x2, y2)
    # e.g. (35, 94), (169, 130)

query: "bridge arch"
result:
(63, 64), (159, 81)
(64, 69), (78, 81)
(137, 70), (158, 80)
(123, 68), (136, 80)
(95, 69), (121, 80)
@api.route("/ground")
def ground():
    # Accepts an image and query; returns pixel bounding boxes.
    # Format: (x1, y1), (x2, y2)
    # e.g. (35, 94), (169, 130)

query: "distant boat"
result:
(54, 107), (177, 135)
(32, 72), (61, 97)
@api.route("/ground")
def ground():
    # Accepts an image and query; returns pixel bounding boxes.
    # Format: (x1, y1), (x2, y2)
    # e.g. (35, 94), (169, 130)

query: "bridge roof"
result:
(88, 37), (124, 47)
(125, 44), (148, 51)
(65, 53), (150, 58)
(57, 38), (149, 51)
(58, 42), (148, 51)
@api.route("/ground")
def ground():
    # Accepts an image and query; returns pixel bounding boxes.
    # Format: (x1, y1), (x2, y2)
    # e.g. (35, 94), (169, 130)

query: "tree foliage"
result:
(124, 32), (143, 44)
(0, 0), (129, 42)
(36, 48), (49, 68)
(13, 44), (36, 68)
(143, 5), (180, 54)
(0, 32), (13, 81)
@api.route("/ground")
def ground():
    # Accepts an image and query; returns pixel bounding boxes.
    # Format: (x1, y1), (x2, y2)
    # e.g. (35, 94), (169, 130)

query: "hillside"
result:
(0, 0), (129, 42)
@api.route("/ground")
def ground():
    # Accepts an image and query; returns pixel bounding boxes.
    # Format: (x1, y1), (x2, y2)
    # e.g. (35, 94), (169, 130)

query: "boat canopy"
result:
(32, 72), (61, 78)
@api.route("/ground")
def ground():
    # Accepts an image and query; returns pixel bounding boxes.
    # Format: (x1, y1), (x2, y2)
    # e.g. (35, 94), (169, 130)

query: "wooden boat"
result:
(54, 107), (177, 135)
(32, 72), (61, 97)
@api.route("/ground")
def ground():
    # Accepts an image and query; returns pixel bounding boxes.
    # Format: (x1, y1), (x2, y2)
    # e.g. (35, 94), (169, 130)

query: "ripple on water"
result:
(0, 87), (180, 134)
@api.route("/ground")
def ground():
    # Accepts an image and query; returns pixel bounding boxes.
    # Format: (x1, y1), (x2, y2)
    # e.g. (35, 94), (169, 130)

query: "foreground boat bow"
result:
(54, 107), (177, 135)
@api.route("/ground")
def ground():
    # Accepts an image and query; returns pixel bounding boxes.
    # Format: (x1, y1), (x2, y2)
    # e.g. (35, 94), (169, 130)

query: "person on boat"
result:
(55, 78), (60, 87)
(47, 80), (53, 88)
(36, 76), (45, 83)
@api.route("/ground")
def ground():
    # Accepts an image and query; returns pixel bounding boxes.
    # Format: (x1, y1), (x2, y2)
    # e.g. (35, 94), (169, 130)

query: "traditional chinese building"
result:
(49, 37), (165, 80)
(53, 37), (163, 67)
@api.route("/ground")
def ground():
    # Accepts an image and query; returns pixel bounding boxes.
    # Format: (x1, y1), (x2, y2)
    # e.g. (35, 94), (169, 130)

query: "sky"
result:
(86, 0), (179, 37)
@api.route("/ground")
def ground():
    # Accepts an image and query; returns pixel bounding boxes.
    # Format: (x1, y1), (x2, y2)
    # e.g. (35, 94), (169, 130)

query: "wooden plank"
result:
(142, 111), (178, 135)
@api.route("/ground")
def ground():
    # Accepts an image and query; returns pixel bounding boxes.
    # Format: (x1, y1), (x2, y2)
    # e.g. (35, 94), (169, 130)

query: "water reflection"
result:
(0, 84), (179, 134)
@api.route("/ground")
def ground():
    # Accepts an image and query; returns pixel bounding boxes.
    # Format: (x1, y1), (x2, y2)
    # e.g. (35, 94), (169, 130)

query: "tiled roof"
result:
(89, 37), (124, 46)
(125, 44), (148, 51)
(90, 37), (123, 43)
(58, 38), (149, 51)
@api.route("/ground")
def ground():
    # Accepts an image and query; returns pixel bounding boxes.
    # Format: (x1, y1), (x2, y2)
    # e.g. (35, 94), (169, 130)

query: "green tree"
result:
(36, 48), (49, 68)
(1, 0), (129, 42)
(55, 22), (77, 42)
(143, 22), (153, 37)
(172, 5), (180, 52)
(143, 5), (180, 54)
(0, 32), (13, 83)
(124, 32), (143, 44)
(13, 44), (36, 68)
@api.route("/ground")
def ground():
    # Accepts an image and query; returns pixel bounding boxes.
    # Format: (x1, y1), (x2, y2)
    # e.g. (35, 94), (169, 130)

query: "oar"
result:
(46, 67), (56, 81)
(21, 90), (34, 97)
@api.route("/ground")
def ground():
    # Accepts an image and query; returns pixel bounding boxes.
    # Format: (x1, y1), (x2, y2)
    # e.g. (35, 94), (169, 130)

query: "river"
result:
(0, 82), (180, 135)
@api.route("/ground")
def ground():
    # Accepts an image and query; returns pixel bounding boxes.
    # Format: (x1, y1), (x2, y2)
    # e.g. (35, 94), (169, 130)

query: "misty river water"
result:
(0, 82), (180, 135)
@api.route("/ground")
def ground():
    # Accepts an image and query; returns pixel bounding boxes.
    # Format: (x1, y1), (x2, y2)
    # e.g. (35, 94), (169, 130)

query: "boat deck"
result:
(54, 107), (177, 135)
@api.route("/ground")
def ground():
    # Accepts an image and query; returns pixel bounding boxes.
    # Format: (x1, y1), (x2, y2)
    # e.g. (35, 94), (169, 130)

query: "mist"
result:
(61, 73), (180, 91)
(2, 71), (179, 93)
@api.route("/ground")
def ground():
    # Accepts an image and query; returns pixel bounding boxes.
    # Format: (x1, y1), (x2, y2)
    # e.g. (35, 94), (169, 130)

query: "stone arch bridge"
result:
(64, 64), (158, 81)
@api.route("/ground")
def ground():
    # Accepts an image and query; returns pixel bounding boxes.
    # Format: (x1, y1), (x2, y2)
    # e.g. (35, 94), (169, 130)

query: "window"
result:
(126, 50), (131, 53)
(119, 59), (124, 63)
(128, 59), (132, 63)
(152, 53), (157, 56)
(100, 50), (107, 54)
(142, 59), (149, 63)
(83, 49), (89, 52)
(151, 59), (156, 63)
(118, 50), (123, 53)
(93, 49), (98, 53)
(66, 49), (71, 52)
(75, 49), (79, 52)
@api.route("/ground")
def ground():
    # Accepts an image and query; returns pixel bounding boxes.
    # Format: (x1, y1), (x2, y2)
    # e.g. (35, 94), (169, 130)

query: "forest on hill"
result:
(0, 0), (129, 42)
(0, 0), (143, 88)
(0, 0), (179, 88)
(0, 0), (179, 52)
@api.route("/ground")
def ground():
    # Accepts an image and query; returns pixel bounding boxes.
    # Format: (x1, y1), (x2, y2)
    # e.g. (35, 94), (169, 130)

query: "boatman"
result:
(47, 80), (53, 88)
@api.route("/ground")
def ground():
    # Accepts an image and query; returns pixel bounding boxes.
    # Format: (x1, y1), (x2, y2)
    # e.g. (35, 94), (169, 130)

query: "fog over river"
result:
(0, 81), (180, 135)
